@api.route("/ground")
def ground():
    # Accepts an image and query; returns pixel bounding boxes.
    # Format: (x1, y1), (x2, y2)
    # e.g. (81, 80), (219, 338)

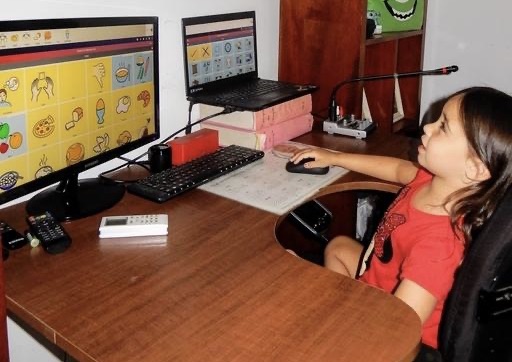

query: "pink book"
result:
(198, 95), (312, 131)
(200, 113), (313, 151)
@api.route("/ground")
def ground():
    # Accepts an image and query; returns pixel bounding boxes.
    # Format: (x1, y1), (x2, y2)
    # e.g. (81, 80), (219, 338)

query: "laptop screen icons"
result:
(182, 12), (257, 95)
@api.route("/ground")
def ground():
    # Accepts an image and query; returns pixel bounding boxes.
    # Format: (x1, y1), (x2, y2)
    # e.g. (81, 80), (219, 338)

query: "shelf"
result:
(366, 30), (423, 45)
(279, 0), (426, 136)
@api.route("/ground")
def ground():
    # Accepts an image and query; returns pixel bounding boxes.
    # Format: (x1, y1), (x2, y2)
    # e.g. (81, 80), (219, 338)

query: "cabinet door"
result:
(279, 0), (365, 119)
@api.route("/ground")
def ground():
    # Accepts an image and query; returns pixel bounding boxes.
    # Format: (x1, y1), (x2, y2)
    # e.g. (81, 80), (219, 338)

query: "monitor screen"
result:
(182, 11), (257, 96)
(0, 17), (159, 220)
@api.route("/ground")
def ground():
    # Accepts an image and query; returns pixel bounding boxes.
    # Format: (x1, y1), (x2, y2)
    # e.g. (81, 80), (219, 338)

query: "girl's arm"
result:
(394, 279), (437, 324)
(290, 148), (418, 185)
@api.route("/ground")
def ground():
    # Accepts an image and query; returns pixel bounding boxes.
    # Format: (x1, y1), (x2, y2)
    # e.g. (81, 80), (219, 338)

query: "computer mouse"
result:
(285, 158), (329, 175)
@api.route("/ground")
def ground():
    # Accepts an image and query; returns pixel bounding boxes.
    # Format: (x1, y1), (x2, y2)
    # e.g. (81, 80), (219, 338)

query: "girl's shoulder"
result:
(409, 167), (434, 186)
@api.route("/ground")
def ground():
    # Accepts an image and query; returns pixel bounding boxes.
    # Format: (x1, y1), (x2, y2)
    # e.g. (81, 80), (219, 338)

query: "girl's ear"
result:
(466, 156), (490, 181)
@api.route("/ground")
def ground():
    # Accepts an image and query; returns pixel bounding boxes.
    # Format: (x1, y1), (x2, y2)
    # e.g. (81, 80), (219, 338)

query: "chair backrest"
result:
(439, 187), (512, 362)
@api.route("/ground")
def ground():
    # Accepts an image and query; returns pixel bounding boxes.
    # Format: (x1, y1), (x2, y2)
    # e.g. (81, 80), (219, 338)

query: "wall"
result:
(1, 1), (279, 360)
(421, 0), (512, 122)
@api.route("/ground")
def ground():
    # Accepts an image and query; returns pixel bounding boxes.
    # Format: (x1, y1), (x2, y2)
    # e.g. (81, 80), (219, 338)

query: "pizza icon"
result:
(33, 115), (55, 138)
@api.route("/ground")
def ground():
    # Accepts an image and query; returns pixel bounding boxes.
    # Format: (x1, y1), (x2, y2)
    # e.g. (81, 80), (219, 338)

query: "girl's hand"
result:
(289, 148), (338, 169)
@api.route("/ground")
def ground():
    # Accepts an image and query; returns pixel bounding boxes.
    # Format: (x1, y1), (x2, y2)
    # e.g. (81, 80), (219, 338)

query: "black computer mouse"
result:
(285, 158), (329, 175)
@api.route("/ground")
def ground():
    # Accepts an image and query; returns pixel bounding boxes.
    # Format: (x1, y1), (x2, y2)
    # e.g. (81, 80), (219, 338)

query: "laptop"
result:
(181, 11), (317, 111)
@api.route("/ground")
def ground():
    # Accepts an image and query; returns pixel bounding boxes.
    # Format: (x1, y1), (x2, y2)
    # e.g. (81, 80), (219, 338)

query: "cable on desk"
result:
(99, 105), (238, 182)
(185, 100), (195, 134)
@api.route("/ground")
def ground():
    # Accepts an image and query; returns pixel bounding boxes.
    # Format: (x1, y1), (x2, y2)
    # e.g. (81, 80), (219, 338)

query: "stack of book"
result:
(199, 94), (313, 151)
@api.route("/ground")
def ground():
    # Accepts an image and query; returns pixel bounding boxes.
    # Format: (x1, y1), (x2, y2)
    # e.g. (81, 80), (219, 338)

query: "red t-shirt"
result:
(359, 168), (464, 348)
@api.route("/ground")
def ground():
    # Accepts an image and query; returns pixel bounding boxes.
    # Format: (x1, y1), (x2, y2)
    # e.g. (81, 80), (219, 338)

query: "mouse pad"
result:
(199, 145), (348, 215)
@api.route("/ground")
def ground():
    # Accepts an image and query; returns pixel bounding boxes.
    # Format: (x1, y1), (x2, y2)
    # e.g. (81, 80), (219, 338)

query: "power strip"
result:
(323, 117), (376, 139)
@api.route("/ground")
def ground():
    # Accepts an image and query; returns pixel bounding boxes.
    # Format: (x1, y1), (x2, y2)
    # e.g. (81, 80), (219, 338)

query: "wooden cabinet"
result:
(279, 0), (427, 136)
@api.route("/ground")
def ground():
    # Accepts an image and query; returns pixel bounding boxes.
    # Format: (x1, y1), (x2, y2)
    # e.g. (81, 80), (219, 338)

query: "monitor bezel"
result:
(0, 16), (160, 207)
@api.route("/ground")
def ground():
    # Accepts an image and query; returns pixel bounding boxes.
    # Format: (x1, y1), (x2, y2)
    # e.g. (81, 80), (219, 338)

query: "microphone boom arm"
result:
(328, 65), (459, 123)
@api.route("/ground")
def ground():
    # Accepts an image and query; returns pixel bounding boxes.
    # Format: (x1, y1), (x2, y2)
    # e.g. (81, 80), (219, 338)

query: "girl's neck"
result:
(414, 176), (465, 215)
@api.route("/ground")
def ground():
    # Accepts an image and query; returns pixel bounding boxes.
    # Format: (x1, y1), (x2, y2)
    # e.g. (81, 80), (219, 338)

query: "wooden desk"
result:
(0, 130), (421, 362)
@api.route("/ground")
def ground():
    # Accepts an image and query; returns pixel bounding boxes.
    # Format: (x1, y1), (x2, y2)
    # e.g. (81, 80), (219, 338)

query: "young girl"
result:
(289, 86), (512, 348)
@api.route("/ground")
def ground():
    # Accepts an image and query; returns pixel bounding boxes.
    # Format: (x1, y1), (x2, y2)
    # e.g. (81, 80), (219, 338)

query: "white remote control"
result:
(99, 214), (168, 238)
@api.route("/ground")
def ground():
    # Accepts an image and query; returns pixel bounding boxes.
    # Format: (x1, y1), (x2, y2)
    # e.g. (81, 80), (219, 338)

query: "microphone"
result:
(328, 65), (459, 123)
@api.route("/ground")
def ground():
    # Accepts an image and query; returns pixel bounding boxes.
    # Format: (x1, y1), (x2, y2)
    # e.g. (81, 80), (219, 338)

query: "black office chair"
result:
(278, 181), (512, 361)
(435, 185), (512, 362)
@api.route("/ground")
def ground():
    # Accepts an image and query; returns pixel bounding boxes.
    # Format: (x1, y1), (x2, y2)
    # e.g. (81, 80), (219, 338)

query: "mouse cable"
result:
(99, 105), (238, 182)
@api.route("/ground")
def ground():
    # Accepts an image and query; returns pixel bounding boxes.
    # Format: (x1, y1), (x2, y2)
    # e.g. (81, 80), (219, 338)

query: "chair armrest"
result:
(315, 180), (401, 198)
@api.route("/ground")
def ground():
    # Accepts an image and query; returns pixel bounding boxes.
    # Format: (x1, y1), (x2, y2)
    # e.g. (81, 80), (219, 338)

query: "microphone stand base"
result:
(323, 117), (376, 139)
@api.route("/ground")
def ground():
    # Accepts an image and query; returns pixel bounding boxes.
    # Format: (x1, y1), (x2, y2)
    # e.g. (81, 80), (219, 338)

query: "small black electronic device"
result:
(0, 221), (27, 250)
(289, 199), (332, 243)
(26, 212), (72, 254)
(148, 144), (172, 173)
(285, 158), (329, 175)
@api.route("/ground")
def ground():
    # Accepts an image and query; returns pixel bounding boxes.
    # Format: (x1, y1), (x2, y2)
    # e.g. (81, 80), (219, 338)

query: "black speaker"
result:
(148, 144), (171, 173)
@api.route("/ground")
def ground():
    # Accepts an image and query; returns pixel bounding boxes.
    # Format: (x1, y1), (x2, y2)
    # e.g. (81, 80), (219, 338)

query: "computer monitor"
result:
(0, 16), (160, 221)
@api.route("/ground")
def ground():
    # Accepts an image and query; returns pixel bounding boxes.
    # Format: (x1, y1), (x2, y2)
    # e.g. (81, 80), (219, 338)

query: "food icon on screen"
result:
(0, 143), (8, 154)
(136, 56), (145, 80)
(137, 90), (150, 107)
(0, 171), (23, 191)
(96, 98), (105, 124)
(115, 67), (129, 83)
(0, 123), (10, 139)
(35, 154), (53, 179)
(66, 142), (85, 165)
(4, 77), (19, 91)
(117, 130), (132, 146)
(30, 72), (54, 102)
(9, 132), (22, 149)
(33, 115), (55, 138)
(65, 107), (84, 130)
(93, 63), (106, 88)
(116, 96), (131, 114)
(93, 133), (110, 154)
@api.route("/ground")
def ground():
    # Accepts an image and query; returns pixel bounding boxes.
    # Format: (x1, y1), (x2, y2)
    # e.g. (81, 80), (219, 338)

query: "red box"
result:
(167, 129), (219, 166)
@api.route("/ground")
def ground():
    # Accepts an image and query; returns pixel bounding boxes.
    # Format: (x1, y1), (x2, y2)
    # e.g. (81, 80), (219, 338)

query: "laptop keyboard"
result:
(211, 79), (295, 102)
(127, 145), (264, 203)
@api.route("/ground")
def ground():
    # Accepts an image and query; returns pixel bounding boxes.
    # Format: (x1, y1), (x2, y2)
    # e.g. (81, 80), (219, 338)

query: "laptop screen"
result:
(182, 11), (258, 96)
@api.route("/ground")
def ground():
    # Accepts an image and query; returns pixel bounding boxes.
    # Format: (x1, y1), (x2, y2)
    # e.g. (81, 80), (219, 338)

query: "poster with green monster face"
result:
(367, 0), (424, 32)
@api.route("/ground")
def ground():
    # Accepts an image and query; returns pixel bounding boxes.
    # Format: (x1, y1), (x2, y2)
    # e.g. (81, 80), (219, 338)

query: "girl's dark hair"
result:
(448, 87), (512, 243)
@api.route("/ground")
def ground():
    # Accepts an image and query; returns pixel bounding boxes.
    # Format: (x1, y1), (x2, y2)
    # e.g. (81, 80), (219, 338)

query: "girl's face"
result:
(418, 95), (477, 185)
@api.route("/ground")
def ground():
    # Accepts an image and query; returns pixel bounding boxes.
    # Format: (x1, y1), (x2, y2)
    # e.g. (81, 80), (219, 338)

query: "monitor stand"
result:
(26, 173), (125, 221)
